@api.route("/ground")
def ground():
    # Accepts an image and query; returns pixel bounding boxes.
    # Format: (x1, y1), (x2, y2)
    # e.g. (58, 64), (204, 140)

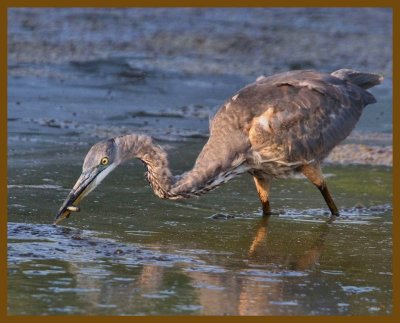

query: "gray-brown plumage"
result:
(54, 69), (383, 224)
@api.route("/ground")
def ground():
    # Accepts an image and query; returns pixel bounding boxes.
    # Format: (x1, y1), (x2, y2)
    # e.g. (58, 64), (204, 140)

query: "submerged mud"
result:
(8, 198), (393, 316)
(8, 147), (393, 315)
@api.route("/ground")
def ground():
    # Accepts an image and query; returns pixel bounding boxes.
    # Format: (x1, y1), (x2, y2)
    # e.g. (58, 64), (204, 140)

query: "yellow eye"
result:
(100, 157), (109, 165)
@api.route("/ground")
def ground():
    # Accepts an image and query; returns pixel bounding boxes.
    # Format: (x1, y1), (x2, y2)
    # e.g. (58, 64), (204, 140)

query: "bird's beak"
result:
(54, 167), (102, 225)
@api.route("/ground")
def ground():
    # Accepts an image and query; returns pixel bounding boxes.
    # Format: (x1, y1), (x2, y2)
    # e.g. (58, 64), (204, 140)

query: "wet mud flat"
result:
(8, 8), (393, 166)
(8, 8), (392, 316)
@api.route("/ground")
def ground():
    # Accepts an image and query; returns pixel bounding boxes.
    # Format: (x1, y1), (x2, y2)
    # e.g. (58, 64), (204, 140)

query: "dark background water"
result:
(8, 8), (392, 315)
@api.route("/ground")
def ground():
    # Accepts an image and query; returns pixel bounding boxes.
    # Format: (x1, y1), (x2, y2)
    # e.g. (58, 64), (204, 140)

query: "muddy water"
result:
(8, 8), (393, 316)
(8, 125), (393, 315)
(8, 154), (393, 315)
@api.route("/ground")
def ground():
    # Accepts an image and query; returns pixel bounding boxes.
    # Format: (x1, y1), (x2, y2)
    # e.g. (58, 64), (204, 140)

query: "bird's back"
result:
(202, 69), (382, 176)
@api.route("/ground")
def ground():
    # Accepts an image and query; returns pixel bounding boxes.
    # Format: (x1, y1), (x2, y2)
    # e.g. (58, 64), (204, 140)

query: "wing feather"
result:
(220, 70), (378, 163)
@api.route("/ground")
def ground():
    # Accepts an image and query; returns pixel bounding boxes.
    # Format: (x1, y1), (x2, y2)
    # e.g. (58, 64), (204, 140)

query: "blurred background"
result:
(8, 8), (392, 76)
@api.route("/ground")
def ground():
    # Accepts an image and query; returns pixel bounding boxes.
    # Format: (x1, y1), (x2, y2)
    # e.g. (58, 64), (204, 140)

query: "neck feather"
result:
(115, 134), (174, 198)
(114, 134), (249, 199)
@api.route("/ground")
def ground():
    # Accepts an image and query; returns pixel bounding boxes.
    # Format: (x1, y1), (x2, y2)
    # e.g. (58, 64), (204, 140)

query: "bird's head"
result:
(54, 138), (119, 225)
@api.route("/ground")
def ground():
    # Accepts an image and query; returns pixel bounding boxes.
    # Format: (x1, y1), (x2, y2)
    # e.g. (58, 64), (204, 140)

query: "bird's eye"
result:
(100, 157), (109, 165)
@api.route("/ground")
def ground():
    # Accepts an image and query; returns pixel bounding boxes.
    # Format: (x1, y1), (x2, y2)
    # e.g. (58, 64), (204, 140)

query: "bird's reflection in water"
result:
(248, 215), (332, 271)
(248, 216), (270, 257)
(36, 217), (336, 315)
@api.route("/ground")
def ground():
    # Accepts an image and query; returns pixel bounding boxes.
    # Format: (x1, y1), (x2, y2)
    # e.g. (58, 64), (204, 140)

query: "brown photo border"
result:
(1, 0), (398, 321)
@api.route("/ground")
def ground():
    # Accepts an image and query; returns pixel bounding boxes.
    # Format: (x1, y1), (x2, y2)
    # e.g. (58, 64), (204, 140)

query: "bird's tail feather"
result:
(331, 69), (384, 89)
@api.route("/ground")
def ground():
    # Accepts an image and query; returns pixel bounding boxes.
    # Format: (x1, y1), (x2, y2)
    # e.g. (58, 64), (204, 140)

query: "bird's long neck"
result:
(114, 134), (249, 199)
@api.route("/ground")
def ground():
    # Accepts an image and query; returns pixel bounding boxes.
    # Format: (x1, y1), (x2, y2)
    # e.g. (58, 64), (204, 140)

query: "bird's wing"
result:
(235, 70), (376, 162)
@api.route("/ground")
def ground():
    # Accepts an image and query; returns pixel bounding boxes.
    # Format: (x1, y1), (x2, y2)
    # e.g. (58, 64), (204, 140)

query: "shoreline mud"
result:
(8, 8), (393, 169)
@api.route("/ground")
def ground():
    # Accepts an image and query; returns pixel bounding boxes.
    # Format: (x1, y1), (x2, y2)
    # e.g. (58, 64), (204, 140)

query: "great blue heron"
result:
(54, 69), (383, 225)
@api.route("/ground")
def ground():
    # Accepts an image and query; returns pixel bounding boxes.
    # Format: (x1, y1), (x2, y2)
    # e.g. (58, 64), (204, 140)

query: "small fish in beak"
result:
(67, 206), (80, 212)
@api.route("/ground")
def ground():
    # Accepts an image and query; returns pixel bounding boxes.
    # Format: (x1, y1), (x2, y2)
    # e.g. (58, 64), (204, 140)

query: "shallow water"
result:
(8, 138), (393, 315)
(8, 8), (393, 316)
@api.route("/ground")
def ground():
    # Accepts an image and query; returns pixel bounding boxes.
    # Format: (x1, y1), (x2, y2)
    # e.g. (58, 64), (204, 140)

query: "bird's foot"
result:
(327, 212), (339, 223)
(262, 210), (281, 217)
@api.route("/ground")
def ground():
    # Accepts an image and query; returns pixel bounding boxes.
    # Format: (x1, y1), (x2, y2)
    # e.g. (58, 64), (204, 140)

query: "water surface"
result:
(8, 140), (393, 315)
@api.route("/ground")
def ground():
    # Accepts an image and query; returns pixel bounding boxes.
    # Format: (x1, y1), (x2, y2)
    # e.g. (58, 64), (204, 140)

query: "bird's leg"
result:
(301, 164), (339, 217)
(252, 172), (273, 216)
